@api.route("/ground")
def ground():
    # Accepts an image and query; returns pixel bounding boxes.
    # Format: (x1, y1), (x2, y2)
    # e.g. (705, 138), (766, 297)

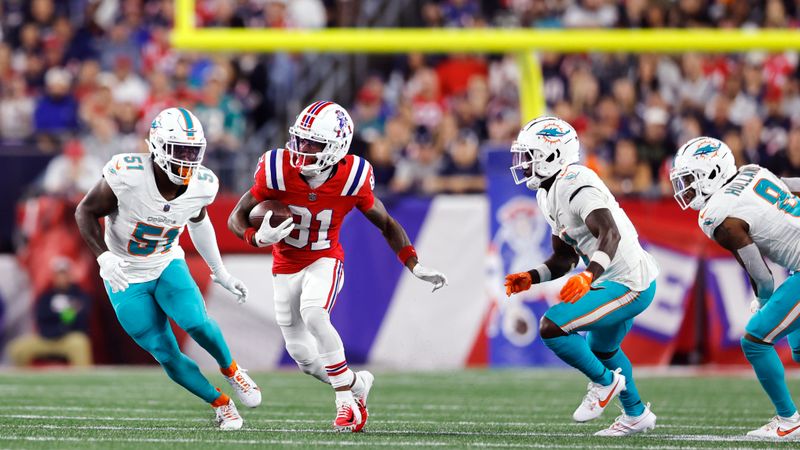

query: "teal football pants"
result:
(105, 258), (232, 404)
(543, 280), (656, 416)
(742, 272), (800, 417)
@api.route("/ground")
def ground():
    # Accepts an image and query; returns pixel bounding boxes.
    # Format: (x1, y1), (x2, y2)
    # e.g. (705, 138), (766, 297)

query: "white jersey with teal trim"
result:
(536, 165), (659, 291)
(700, 164), (800, 271)
(102, 153), (218, 283)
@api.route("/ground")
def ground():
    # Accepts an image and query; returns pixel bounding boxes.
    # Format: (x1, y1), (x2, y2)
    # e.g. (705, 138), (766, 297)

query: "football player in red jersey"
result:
(228, 101), (448, 432)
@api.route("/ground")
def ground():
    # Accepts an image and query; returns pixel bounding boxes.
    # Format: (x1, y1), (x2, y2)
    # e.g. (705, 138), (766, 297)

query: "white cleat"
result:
(226, 366), (262, 408)
(747, 413), (800, 440)
(333, 399), (363, 432)
(573, 368), (626, 423)
(353, 371), (374, 432)
(214, 398), (243, 431)
(594, 403), (657, 436)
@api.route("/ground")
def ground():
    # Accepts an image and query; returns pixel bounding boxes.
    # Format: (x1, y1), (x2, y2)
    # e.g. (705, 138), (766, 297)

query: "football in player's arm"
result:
(227, 101), (446, 433)
(228, 186), (447, 291)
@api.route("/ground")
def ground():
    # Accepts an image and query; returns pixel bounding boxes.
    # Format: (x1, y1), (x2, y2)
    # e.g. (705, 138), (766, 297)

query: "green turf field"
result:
(0, 368), (797, 449)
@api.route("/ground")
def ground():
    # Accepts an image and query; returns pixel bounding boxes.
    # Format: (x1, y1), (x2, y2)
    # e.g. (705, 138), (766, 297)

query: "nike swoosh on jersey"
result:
(598, 379), (620, 408)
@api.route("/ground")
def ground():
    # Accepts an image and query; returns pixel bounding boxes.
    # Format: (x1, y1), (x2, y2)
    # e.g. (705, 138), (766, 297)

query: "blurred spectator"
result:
(106, 55), (149, 107)
(41, 139), (104, 196)
(194, 68), (246, 189)
(563, 0), (618, 28)
(638, 106), (673, 176)
(0, 75), (35, 142)
(34, 67), (77, 133)
(433, 130), (485, 194)
(367, 138), (396, 195)
(391, 128), (443, 195)
(7, 256), (92, 367)
(772, 127), (800, 177)
(605, 138), (653, 197)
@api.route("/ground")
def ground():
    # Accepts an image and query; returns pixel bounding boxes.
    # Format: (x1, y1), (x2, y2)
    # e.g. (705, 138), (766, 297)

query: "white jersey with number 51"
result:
(700, 164), (800, 271)
(102, 153), (218, 283)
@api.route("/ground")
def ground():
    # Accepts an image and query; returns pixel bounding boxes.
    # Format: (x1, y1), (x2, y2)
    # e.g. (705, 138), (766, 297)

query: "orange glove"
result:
(504, 272), (532, 297)
(560, 271), (593, 303)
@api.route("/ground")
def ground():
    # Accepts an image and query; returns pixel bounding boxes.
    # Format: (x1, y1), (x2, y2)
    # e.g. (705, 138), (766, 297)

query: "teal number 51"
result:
(753, 178), (800, 217)
(128, 223), (180, 256)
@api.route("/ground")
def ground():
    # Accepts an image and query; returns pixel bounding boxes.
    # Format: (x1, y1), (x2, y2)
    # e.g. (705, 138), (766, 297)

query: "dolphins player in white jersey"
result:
(671, 136), (800, 440)
(504, 116), (659, 436)
(75, 107), (261, 430)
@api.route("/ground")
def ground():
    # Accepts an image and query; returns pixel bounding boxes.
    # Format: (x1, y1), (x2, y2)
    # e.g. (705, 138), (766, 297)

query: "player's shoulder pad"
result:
(191, 165), (219, 199)
(102, 153), (148, 192)
(340, 155), (374, 196)
(556, 164), (604, 203)
(261, 148), (288, 191)
(699, 191), (735, 239)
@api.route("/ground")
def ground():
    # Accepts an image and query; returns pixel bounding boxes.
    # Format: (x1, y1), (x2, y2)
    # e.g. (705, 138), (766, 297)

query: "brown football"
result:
(248, 200), (293, 229)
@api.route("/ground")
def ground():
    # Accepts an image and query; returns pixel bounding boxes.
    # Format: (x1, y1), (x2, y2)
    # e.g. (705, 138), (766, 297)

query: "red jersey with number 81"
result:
(250, 148), (375, 274)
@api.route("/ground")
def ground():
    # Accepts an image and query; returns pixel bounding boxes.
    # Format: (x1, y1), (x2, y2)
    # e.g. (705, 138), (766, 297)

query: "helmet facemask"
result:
(510, 141), (562, 190)
(670, 165), (722, 210)
(150, 138), (205, 185)
(288, 127), (343, 176)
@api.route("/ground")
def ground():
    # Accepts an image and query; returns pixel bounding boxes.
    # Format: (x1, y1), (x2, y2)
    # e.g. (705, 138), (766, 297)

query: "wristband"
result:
(244, 227), (258, 247)
(533, 264), (551, 282)
(398, 245), (417, 264)
(590, 251), (611, 270)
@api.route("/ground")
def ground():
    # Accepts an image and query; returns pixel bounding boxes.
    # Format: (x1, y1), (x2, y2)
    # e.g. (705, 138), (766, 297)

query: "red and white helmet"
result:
(288, 101), (353, 176)
(146, 107), (206, 185)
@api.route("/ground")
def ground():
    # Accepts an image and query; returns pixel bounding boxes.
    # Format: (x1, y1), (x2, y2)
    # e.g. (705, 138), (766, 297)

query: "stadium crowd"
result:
(0, 0), (798, 202)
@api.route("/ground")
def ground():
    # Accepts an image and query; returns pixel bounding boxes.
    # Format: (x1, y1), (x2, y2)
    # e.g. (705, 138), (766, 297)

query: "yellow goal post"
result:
(171, 0), (800, 123)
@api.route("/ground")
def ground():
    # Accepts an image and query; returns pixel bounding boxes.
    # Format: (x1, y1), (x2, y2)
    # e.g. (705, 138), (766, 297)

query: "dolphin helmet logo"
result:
(536, 123), (569, 143)
(692, 140), (721, 158)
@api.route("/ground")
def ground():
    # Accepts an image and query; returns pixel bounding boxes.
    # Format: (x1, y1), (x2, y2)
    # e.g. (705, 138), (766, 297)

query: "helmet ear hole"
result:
(709, 167), (718, 180)
(546, 153), (555, 163)
(555, 149), (561, 158)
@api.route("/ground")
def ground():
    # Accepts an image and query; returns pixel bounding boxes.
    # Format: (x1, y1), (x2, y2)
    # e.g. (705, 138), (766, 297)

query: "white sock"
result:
(351, 372), (365, 397)
(320, 349), (355, 389)
(335, 390), (354, 403)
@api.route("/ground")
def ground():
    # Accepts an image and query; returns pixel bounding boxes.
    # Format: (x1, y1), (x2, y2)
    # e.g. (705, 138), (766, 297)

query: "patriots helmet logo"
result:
(334, 110), (351, 138)
(536, 123), (570, 143)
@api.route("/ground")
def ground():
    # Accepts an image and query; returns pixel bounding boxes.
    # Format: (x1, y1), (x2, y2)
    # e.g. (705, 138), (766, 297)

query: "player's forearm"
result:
(188, 215), (225, 274)
(586, 228), (620, 279)
(227, 209), (250, 240)
(75, 205), (108, 257)
(382, 216), (417, 270)
(529, 255), (576, 283)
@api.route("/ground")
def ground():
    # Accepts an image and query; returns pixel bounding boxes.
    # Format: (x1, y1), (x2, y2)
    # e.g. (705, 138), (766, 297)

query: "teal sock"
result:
(597, 349), (644, 416)
(741, 337), (798, 417)
(544, 334), (612, 385)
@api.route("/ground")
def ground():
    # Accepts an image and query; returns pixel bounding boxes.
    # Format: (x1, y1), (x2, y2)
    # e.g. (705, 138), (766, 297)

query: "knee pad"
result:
(285, 341), (316, 366)
(300, 307), (332, 336)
